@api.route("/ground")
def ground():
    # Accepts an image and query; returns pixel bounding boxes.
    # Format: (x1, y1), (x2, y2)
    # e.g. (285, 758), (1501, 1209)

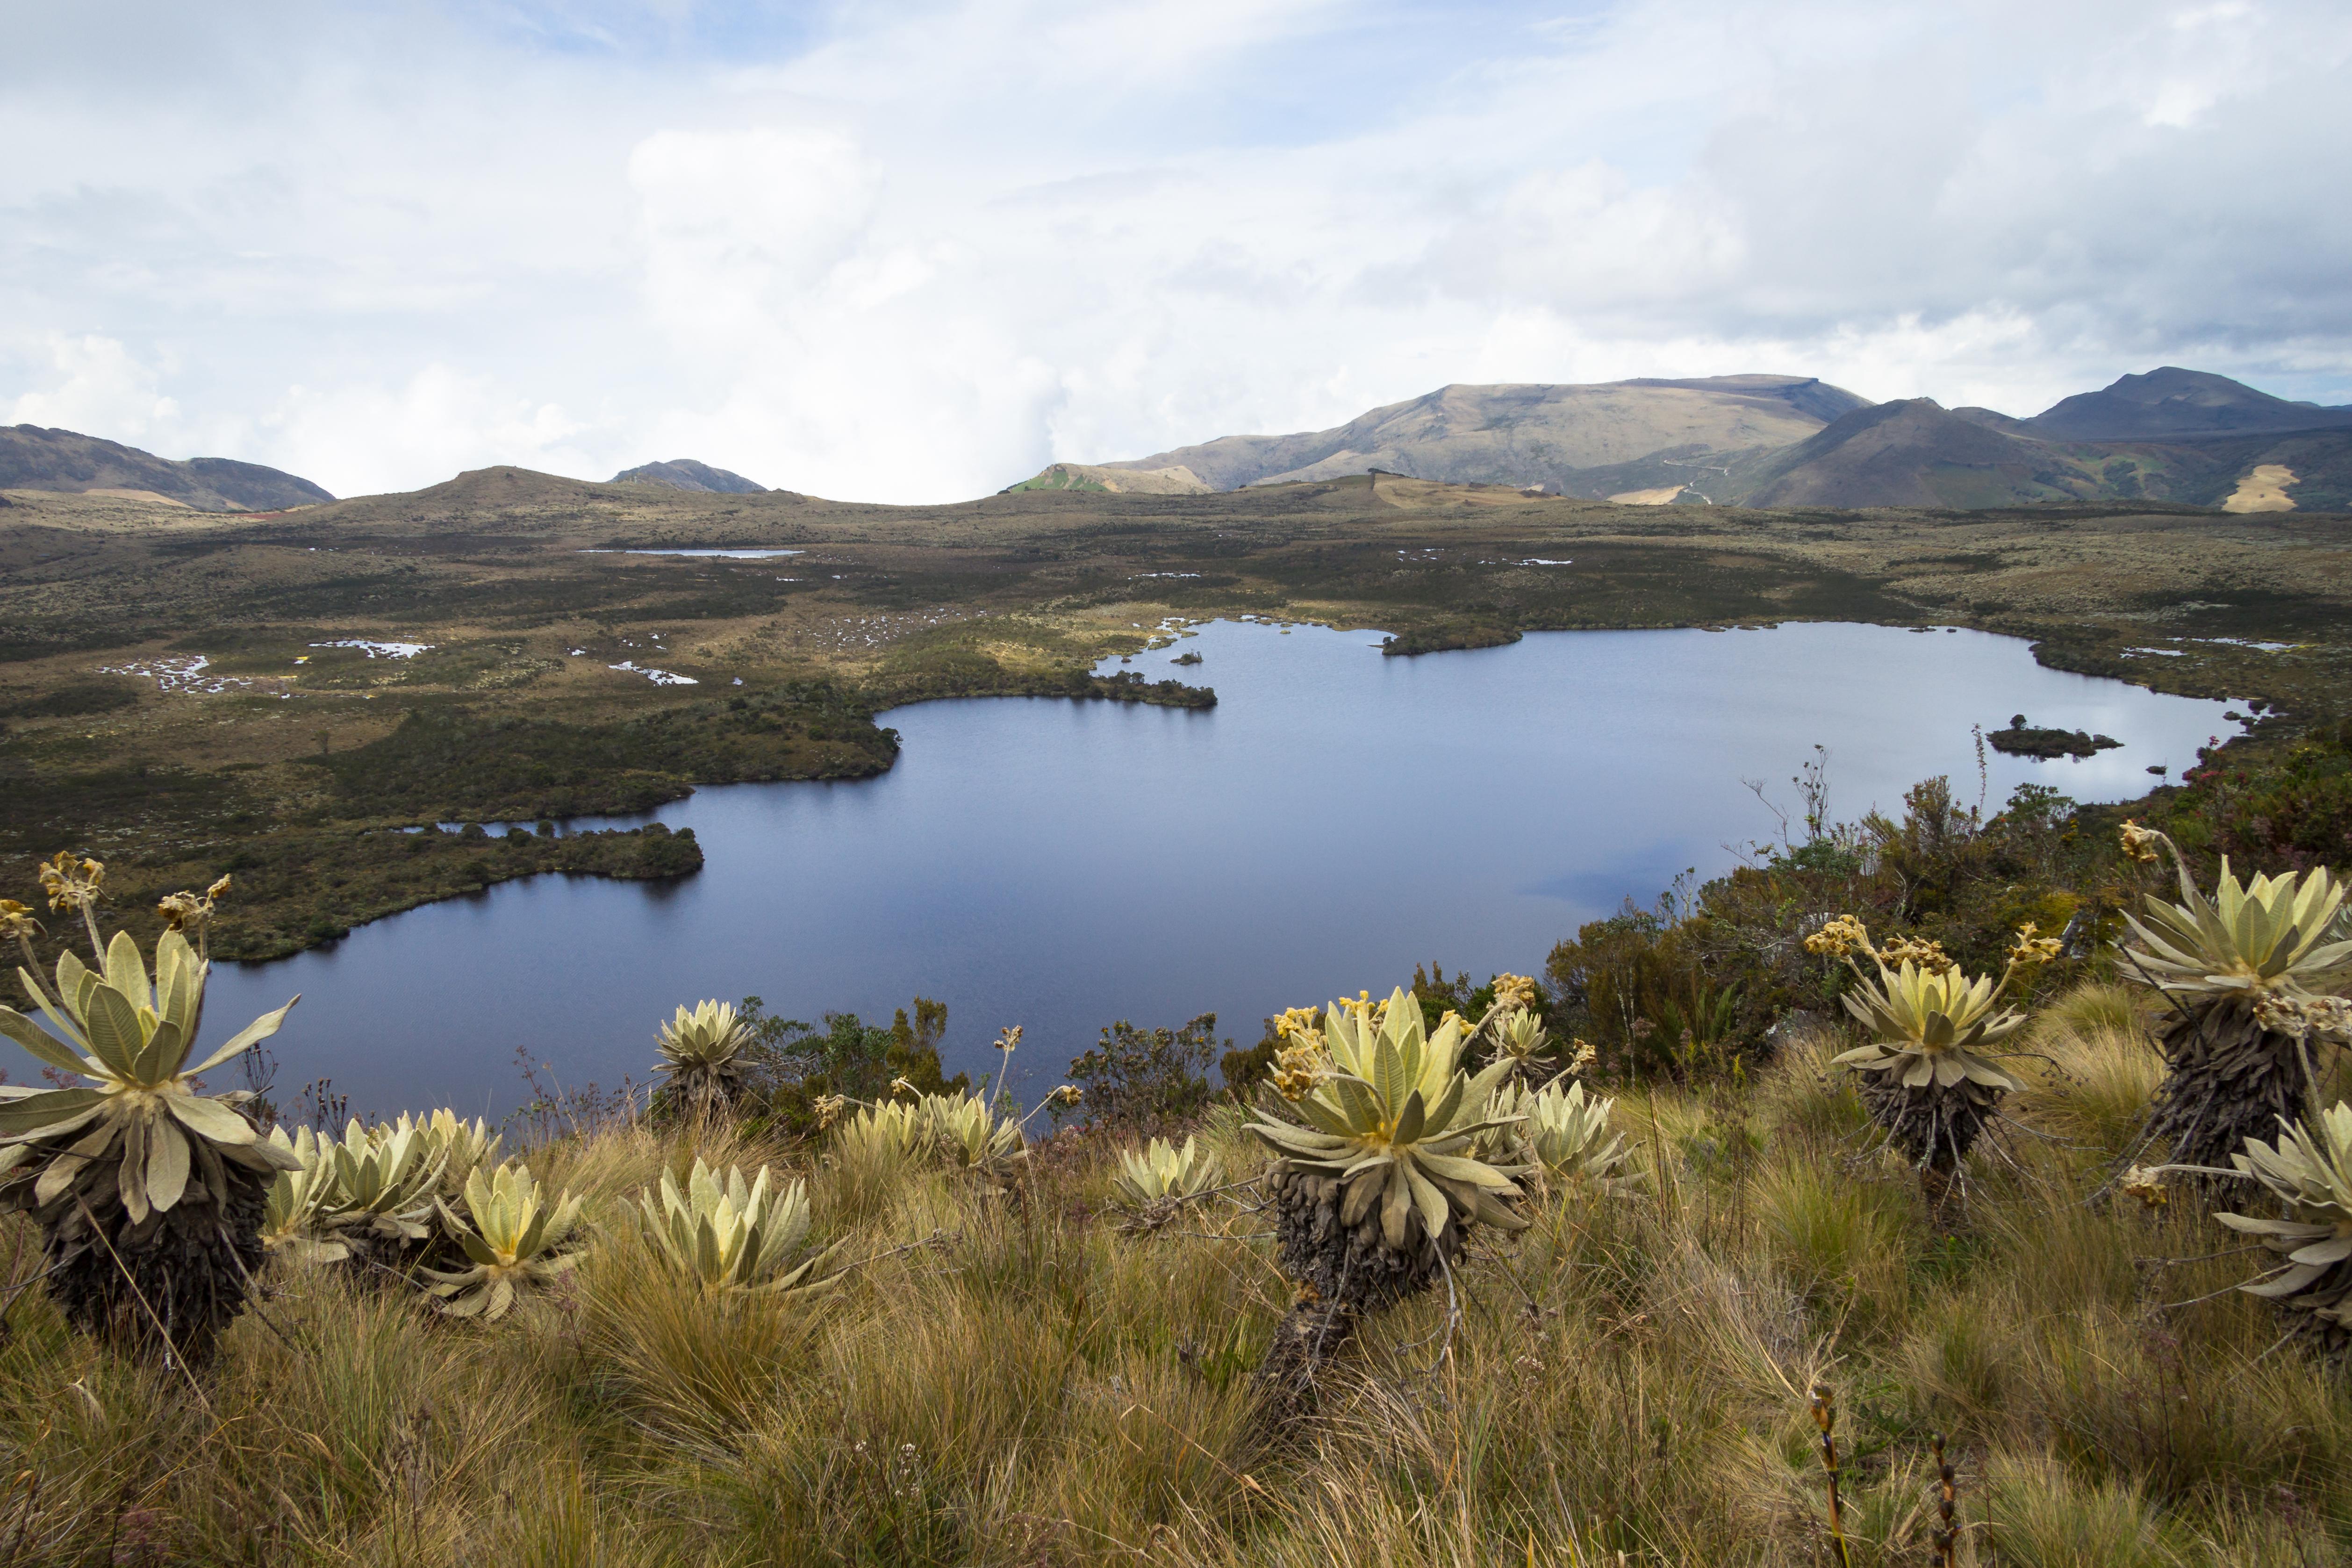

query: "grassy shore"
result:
(1, 997), (2345, 1566)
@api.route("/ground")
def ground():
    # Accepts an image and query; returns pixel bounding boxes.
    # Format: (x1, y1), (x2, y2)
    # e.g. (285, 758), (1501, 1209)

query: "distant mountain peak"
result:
(2025, 368), (2352, 441)
(1001, 462), (1210, 496)
(611, 458), (767, 494)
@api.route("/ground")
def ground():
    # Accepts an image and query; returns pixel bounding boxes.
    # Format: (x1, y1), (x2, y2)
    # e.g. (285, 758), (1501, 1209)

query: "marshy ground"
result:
(2, 471), (2348, 960)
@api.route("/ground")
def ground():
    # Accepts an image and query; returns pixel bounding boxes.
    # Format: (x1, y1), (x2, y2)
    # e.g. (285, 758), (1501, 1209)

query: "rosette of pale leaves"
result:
(1491, 1007), (1549, 1079)
(1835, 961), (2027, 1091)
(424, 1163), (584, 1320)
(1491, 1079), (1635, 1187)
(0, 927), (299, 1356)
(632, 1160), (837, 1294)
(2213, 1103), (2352, 1358)
(420, 1109), (500, 1199)
(2125, 858), (2350, 998)
(321, 1116), (445, 1254)
(921, 1091), (1025, 1177)
(835, 1100), (928, 1163)
(0, 930), (300, 1217)
(652, 1000), (753, 1115)
(260, 1127), (348, 1266)
(1248, 986), (1527, 1255)
(1834, 960), (2025, 1203)
(2125, 852), (2352, 1177)
(1112, 1135), (1220, 1208)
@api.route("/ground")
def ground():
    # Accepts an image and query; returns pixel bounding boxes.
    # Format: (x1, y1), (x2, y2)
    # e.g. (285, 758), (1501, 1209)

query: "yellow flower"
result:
(1491, 972), (1538, 1012)
(1804, 914), (1872, 959)
(993, 1025), (1023, 1052)
(0, 899), (39, 943)
(1878, 935), (1956, 976)
(2007, 922), (2062, 967)
(1271, 1005), (1323, 1041)
(1270, 1039), (1329, 1102)
(2119, 1165), (2168, 1210)
(1566, 1038), (1598, 1074)
(2118, 820), (2163, 865)
(207, 873), (233, 900)
(1051, 1084), (1083, 1106)
(889, 1077), (918, 1098)
(812, 1093), (848, 1131)
(36, 851), (103, 913)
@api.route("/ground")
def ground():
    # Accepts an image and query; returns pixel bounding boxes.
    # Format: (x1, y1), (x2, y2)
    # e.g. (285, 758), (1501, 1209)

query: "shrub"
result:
(1061, 1014), (1222, 1130)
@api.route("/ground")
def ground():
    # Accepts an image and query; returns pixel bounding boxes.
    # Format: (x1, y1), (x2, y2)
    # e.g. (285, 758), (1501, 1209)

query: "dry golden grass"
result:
(0, 1013), (2345, 1564)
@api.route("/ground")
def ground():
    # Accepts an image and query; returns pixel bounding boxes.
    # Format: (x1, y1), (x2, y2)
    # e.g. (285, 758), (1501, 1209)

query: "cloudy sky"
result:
(6, 0), (2347, 501)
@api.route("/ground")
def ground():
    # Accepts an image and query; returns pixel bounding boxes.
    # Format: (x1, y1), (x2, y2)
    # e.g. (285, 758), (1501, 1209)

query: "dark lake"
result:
(201, 620), (2239, 1118)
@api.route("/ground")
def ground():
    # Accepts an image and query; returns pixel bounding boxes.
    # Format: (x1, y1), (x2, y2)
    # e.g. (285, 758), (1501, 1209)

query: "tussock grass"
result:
(0, 1013), (2347, 1564)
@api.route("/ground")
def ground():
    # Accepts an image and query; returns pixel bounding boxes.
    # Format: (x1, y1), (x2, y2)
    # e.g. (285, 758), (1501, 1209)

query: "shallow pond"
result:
(201, 620), (2239, 1117)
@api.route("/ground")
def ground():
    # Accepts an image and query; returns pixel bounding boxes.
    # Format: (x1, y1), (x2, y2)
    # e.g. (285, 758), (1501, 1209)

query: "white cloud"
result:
(3, 0), (2348, 501)
(7, 335), (181, 442)
(261, 368), (595, 500)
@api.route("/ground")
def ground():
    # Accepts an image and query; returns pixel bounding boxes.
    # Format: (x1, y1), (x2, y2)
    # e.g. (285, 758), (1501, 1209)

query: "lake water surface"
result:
(202, 620), (2238, 1117)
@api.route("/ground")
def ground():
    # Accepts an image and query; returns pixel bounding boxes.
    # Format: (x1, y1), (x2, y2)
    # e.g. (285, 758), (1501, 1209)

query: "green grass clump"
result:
(0, 1009), (2347, 1565)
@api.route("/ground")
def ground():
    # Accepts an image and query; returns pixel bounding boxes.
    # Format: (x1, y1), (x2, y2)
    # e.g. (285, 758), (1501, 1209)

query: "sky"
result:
(5, 0), (2349, 503)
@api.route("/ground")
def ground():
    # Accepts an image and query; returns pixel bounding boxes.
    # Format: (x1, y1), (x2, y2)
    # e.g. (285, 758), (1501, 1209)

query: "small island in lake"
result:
(1988, 713), (2123, 760)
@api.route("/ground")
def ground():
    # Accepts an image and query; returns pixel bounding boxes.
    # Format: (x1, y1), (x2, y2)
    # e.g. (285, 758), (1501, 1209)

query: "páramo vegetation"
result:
(0, 722), (2348, 1562)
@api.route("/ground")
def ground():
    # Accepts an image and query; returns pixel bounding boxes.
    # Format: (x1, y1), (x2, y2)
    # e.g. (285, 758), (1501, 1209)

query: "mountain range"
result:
(1069, 367), (2352, 512)
(7, 368), (2349, 517)
(0, 424), (334, 511)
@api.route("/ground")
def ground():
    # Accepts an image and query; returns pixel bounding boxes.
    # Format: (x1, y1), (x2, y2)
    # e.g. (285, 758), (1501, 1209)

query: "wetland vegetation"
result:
(2, 471), (2352, 1562)
(4, 470), (2347, 967)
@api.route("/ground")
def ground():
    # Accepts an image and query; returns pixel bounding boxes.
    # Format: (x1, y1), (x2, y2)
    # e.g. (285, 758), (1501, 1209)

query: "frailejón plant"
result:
(2211, 1102), (2352, 1361)
(0, 914), (297, 1360)
(1492, 1078), (1635, 1187)
(2122, 830), (2352, 1174)
(1243, 987), (1528, 1427)
(632, 1159), (837, 1294)
(1111, 1135), (1220, 1221)
(1249, 987), (1525, 1310)
(421, 1109), (500, 1199)
(1811, 916), (2035, 1210)
(318, 1116), (445, 1269)
(259, 1127), (346, 1267)
(425, 1163), (583, 1319)
(921, 1090), (1025, 1179)
(652, 999), (753, 1118)
(834, 1099), (928, 1165)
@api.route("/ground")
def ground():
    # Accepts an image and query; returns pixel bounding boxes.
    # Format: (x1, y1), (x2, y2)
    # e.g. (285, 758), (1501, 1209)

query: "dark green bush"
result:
(1062, 1014), (1223, 1131)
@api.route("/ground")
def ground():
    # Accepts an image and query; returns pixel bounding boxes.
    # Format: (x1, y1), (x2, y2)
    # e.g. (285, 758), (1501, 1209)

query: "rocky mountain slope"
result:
(0, 425), (333, 511)
(1081, 369), (2352, 512)
(1743, 398), (2352, 513)
(611, 458), (767, 494)
(1098, 376), (1868, 494)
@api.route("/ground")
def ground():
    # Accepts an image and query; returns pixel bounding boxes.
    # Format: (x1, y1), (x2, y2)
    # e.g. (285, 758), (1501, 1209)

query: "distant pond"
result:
(201, 620), (2240, 1118)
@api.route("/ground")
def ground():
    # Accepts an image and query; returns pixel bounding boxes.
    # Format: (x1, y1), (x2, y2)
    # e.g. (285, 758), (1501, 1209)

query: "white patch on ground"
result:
(578, 548), (804, 558)
(100, 654), (288, 696)
(610, 660), (698, 685)
(311, 639), (433, 659)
